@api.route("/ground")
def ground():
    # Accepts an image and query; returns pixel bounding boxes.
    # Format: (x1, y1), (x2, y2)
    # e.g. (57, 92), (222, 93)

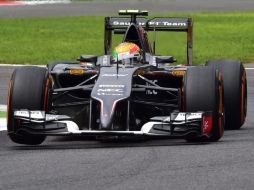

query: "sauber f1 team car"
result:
(7, 10), (247, 145)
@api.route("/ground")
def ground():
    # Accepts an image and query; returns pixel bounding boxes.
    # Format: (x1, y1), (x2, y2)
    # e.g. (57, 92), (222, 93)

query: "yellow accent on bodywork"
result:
(69, 69), (85, 75)
(171, 70), (186, 77)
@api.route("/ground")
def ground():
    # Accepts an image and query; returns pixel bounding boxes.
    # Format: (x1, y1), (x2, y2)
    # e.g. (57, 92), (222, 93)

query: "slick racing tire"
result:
(183, 66), (224, 142)
(206, 60), (247, 130)
(7, 66), (50, 145)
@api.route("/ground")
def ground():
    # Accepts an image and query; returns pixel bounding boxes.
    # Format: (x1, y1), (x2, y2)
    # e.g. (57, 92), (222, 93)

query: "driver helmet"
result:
(112, 42), (141, 64)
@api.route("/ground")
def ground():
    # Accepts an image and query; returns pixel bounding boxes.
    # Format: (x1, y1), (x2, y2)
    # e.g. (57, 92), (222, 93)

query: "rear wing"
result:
(105, 17), (190, 31)
(104, 16), (193, 65)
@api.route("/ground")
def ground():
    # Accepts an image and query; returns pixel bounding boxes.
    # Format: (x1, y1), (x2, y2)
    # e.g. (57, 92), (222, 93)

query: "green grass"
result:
(0, 112), (6, 118)
(0, 12), (254, 65)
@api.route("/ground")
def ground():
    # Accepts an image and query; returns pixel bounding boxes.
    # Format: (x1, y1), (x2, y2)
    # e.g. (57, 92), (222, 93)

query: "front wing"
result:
(11, 110), (214, 139)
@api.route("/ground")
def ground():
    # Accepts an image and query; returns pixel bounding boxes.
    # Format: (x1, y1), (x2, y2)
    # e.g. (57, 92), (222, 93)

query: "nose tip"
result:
(100, 116), (112, 130)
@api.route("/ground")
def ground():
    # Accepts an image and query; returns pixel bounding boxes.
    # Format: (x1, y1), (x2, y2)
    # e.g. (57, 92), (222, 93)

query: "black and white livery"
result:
(7, 10), (247, 145)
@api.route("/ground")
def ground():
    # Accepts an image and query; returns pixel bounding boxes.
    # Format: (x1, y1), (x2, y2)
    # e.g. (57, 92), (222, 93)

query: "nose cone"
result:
(98, 100), (117, 130)
(90, 67), (138, 130)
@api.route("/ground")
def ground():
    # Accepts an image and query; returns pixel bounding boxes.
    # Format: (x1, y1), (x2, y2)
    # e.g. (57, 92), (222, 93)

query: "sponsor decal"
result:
(14, 110), (45, 119)
(112, 21), (187, 27)
(97, 85), (125, 96)
(202, 115), (213, 135)
(45, 114), (64, 121)
(172, 112), (202, 121)
(69, 69), (85, 75)
(146, 80), (158, 95)
(99, 85), (125, 88)
(171, 70), (186, 77)
(98, 89), (123, 93)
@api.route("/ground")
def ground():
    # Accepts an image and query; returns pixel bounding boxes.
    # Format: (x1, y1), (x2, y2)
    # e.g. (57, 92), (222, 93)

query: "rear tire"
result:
(207, 60), (247, 130)
(7, 66), (49, 145)
(183, 66), (224, 142)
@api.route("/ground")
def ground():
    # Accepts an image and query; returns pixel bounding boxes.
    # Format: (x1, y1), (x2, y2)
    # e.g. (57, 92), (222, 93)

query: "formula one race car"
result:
(7, 10), (247, 145)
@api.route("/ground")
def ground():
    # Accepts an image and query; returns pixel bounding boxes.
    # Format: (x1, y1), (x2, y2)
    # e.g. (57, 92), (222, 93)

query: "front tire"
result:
(7, 66), (49, 145)
(207, 60), (247, 130)
(183, 66), (224, 142)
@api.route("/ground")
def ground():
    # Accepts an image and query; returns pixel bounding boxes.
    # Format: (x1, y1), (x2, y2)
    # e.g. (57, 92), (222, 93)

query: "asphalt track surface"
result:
(0, 65), (14, 105)
(1, 0), (254, 18)
(0, 66), (253, 190)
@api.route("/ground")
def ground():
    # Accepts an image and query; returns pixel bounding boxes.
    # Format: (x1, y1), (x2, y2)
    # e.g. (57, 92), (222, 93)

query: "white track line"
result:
(0, 105), (7, 131)
(0, 118), (7, 131)
(0, 105), (7, 112)
(0, 0), (70, 6)
(0, 64), (46, 67)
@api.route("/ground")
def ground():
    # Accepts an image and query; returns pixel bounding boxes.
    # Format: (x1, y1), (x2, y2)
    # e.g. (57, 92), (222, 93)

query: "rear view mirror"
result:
(77, 55), (98, 63)
(156, 56), (176, 64)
